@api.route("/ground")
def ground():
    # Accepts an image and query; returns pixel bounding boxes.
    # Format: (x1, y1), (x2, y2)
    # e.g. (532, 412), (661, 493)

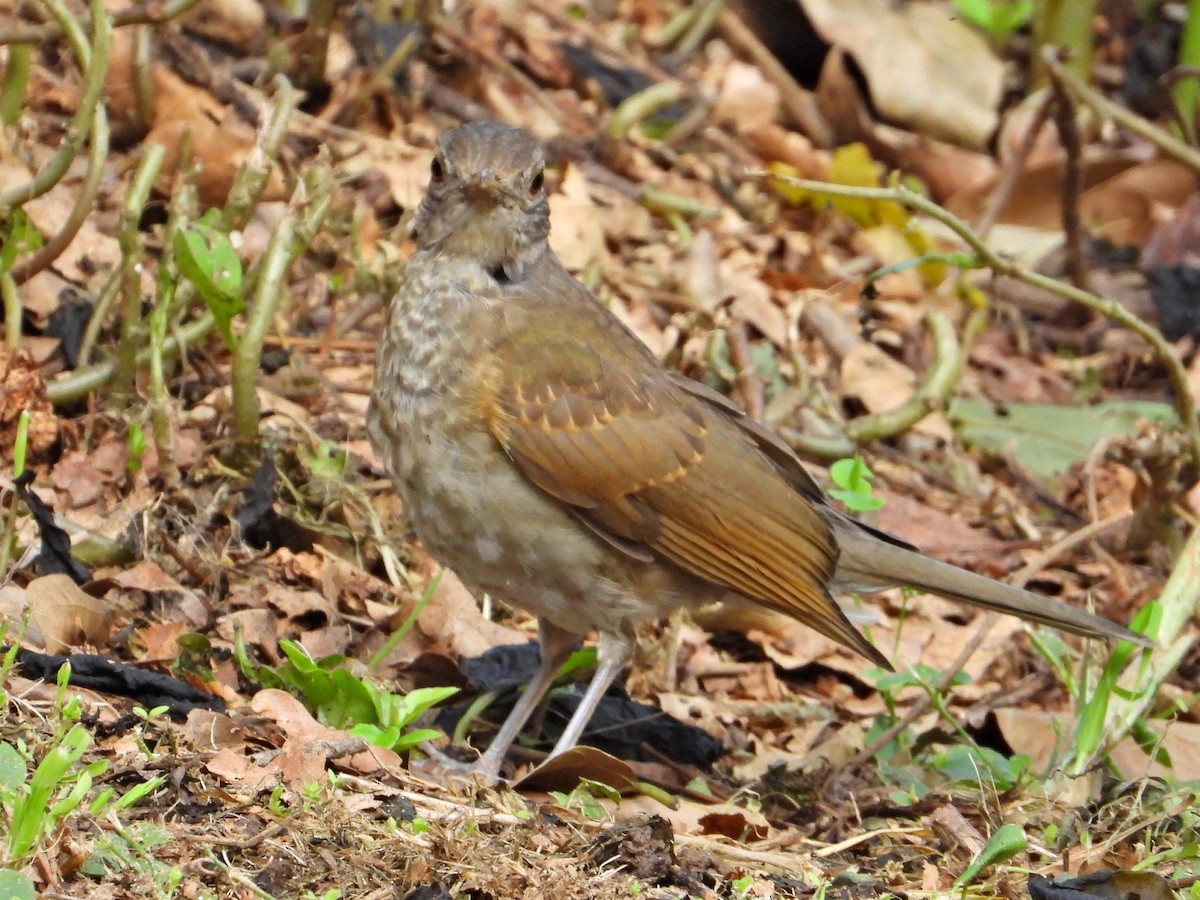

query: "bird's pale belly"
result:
(390, 410), (677, 634)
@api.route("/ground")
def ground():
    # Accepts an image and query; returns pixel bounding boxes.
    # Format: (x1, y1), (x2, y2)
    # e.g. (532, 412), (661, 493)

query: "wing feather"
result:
(484, 320), (887, 667)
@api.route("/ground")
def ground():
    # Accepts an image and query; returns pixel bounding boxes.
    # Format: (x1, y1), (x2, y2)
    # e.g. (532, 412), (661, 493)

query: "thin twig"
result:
(1042, 46), (1200, 174)
(75, 269), (121, 369)
(974, 92), (1054, 238)
(761, 173), (1200, 467)
(725, 321), (765, 421)
(1048, 75), (1091, 292)
(715, 7), (833, 147)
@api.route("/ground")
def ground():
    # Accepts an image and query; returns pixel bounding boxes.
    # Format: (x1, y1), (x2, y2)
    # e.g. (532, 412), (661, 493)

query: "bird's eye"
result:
(430, 158), (445, 184)
(529, 169), (544, 195)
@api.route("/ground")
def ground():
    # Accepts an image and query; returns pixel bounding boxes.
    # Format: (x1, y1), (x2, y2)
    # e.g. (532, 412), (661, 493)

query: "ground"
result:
(1, 0), (1198, 897)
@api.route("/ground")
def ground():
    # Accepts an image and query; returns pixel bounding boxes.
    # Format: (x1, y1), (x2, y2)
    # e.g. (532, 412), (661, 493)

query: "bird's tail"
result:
(832, 522), (1153, 647)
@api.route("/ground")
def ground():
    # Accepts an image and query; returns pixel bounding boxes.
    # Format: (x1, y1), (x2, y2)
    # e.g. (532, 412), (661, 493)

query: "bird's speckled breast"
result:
(367, 251), (504, 543)
(367, 254), (666, 633)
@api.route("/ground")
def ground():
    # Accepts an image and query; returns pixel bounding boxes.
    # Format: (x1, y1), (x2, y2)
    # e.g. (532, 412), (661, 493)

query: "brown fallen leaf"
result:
(548, 163), (607, 272)
(0, 574), (111, 653)
(0, 347), (59, 464)
(514, 745), (638, 793)
(801, 0), (1004, 149)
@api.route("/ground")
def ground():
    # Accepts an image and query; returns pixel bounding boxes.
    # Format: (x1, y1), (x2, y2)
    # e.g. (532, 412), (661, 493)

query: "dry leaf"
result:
(0, 574), (112, 653)
(712, 60), (780, 132)
(548, 163), (606, 271)
(802, 0), (1004, 149)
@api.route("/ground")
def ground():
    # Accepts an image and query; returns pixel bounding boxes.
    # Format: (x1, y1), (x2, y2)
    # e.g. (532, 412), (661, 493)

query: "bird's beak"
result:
(460, 171), (502, 206)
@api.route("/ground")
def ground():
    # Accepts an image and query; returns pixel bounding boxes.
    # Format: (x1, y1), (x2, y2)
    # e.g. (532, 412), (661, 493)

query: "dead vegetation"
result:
(1, 0), (1199, 897)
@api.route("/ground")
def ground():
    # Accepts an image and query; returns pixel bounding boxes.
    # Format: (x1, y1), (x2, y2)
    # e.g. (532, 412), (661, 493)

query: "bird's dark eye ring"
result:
(430, 158), (445, 184)
(529, 169), (544, 194)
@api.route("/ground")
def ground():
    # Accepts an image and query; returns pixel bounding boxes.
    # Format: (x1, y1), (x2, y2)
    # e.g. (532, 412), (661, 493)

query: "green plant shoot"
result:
(829, 456), (885, 511)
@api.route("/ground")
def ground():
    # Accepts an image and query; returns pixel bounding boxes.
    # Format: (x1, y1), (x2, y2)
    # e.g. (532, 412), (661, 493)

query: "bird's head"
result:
(413, 121), (550, 276)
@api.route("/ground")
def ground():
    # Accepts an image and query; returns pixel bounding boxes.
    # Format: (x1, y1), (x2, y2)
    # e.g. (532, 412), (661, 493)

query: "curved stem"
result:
(764, 173), (1200, 467)
(48, 312), (217, 406)
(12, 105), (110, 284)
(0, 0), (110, 214)
(783, 309), (970, 459)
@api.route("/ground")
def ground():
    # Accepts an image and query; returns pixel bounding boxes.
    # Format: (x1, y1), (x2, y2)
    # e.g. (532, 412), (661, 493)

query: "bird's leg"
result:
(546, 628), (633, 759)
(471, 617), (579, 778)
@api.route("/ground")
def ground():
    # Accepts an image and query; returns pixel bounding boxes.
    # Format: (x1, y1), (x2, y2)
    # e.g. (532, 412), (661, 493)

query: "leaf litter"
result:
(0, 0), (1198, 897)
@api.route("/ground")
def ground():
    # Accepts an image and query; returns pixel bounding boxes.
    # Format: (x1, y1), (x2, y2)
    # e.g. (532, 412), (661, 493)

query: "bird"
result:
(367, 120), (1151, 779)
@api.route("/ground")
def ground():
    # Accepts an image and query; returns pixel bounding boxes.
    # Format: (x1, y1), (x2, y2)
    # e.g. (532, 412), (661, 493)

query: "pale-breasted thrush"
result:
(368, 121), (1149, 778)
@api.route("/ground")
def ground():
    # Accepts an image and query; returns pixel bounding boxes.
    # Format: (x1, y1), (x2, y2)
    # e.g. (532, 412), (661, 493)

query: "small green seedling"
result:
(173, 209), (245, 349)
(954, 822), (1028, 888)
(127, 422), (146, 475)
(731, 874), (756, 898)
(237, 638), (457, 755)
(829, 456), (884, 512)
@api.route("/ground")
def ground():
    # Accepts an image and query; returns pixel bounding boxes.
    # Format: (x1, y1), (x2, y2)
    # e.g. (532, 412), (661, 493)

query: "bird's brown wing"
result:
(484, 331), (890, 667)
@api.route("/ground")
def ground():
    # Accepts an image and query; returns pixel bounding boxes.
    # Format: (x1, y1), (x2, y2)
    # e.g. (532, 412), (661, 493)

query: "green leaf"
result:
(954, 822), (1028, 887)
(949, 399), (1179, 478)
(0, 209), (43, 273)
(388, 728), (444, 753)
(0, 740), (27, 793)
(1130, 720), (1172, 768)
(829, 456), (885, 511)
(12, 409), (29, 478)
(0, 870), (36, 900)
(111, 776), (166, 812)
(172, 213), (245, 349)
(932, 744), (1028, 789)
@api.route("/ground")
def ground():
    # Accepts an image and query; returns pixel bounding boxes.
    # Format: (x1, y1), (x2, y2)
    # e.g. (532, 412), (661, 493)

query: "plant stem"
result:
(765, 174), (1200, 467)
(1174, 0), (1200, 143)
(1042, 46), (1200, 174)
(607, 82), (684, 138)
(231, 214), (296, 446)
(0, 43), (30, 125)
(0, 0), (110, 215)
(0, 0), (202, 44)
(0, 272), (19, 347)
(222, 74), (295, 233)
(113, 143), (166, 397)
(12, 104), (110, 284)
(48, 312), (217, 406)
(782, 308), (975, 459)
(1033, 0), (1097, 82)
